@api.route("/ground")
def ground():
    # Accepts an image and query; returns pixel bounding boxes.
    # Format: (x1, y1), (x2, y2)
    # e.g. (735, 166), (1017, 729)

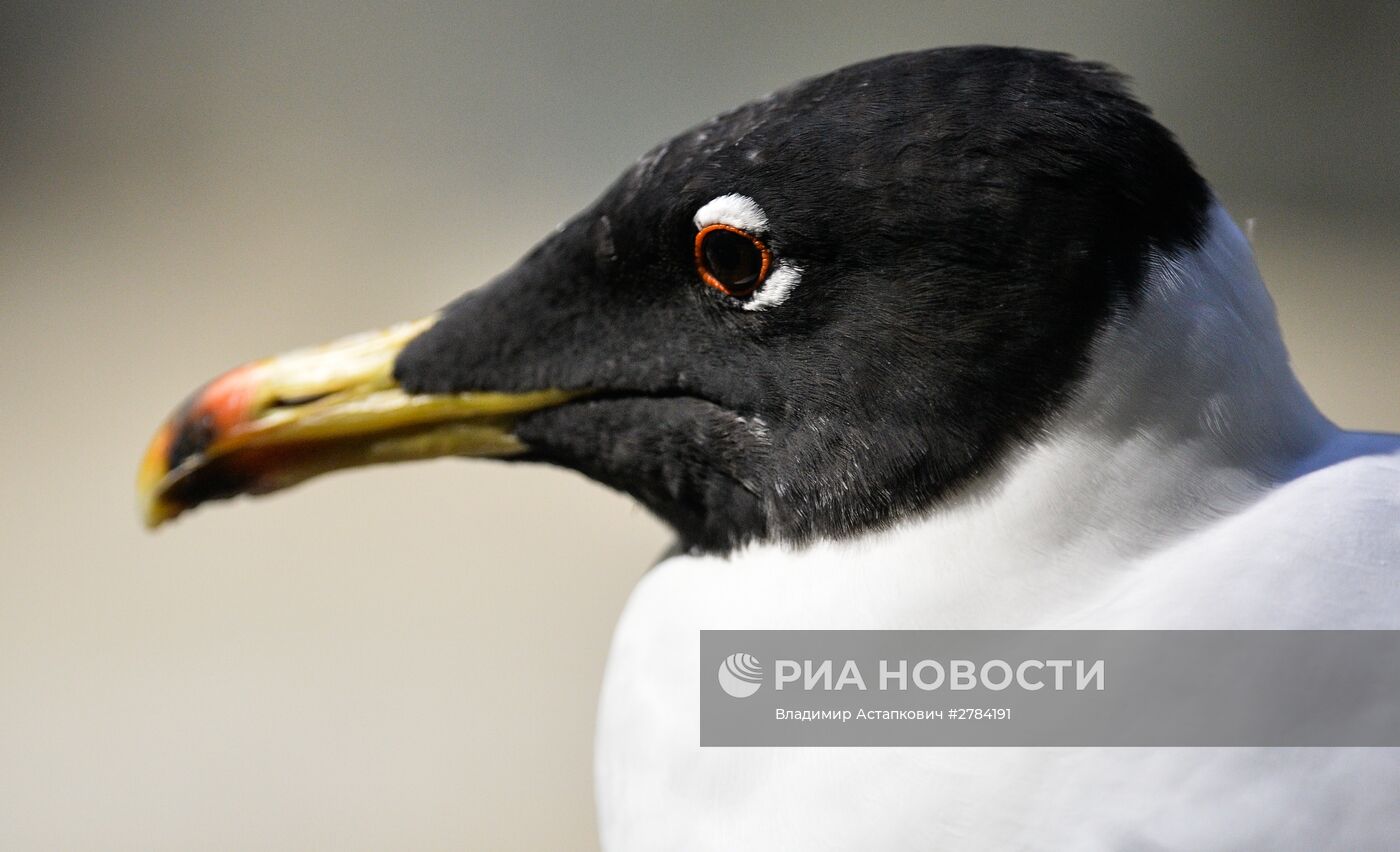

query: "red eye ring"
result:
(694, 223), (772, 298)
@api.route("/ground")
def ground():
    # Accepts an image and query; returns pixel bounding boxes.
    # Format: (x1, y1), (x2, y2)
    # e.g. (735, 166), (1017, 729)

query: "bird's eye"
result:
(695, 224), (771, 298)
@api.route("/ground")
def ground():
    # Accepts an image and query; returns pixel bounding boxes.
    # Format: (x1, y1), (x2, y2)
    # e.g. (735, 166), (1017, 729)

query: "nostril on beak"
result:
(268, 392), (331, 409)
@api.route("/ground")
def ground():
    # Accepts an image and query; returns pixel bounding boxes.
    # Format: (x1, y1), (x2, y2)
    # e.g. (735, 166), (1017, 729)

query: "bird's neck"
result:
(932, 202), (1333, 561)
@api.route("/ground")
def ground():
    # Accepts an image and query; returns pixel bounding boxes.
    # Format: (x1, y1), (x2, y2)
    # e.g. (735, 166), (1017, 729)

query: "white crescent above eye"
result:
(694, 193), (769, 232)
(693, 193), (803, 311)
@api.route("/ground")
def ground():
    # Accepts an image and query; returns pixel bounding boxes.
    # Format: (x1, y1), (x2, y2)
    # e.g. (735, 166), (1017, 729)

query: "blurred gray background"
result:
(1, 2), (1396, 849)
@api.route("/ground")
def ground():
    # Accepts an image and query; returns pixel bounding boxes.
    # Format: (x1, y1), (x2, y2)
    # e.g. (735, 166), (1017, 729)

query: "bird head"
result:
(138, 46), (1209, 552)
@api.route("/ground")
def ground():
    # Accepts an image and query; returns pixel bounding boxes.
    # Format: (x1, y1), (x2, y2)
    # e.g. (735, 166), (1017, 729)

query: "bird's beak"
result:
(137, 315), (579, 529)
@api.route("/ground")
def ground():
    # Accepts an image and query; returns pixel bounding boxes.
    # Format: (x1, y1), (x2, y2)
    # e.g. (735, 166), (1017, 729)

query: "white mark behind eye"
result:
(694, 193), (769, 233)
(743, 263), (802, 311)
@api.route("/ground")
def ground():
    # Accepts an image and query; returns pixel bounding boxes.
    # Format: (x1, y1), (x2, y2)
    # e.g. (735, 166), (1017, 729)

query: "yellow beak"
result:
(137, 316), (579, 529)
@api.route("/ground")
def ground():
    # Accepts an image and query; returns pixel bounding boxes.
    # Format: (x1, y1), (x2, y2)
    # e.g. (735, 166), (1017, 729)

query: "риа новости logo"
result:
(718, 652), (764, 698)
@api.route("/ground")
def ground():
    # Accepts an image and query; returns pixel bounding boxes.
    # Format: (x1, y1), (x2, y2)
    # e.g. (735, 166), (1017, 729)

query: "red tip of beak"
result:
(163, 362), (265, 473)
(196, 363), (263, 436)
(137, 362), (265, 528)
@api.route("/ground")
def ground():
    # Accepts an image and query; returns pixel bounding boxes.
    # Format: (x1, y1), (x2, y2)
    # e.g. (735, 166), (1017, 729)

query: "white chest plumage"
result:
(593, 207), (1400, 850)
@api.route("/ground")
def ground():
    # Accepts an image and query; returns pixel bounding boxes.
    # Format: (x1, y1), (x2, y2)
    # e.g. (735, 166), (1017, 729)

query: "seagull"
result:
(139, 47), (1400, 850)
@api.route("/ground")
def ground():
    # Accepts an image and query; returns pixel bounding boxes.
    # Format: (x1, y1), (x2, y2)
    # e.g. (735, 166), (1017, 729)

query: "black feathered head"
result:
(140, 47), (1209, 552)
